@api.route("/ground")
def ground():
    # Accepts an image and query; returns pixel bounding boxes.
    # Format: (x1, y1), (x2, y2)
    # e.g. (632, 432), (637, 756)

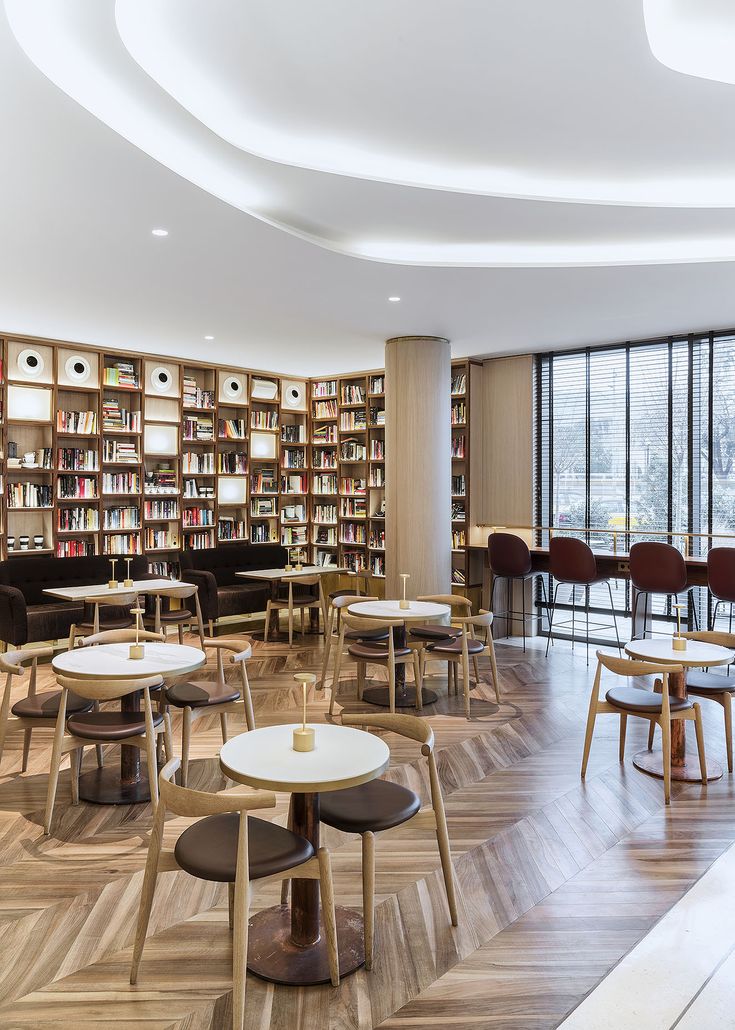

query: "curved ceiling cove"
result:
(644, 0), (735, 86)
(7, 0), (735, 268)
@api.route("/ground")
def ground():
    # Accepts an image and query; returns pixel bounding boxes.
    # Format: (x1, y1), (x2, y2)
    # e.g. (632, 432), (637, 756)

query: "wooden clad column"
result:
(386, 336), (451, 599)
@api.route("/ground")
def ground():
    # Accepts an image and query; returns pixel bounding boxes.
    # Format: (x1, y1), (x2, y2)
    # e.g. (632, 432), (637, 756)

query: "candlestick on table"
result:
(399, 573), (411, 609)
(129, 607), (145, 660)
(293, 673), (317, 751)
(123, 557), (134, 588)
(672, 604), (687, 651)
(108, 559), (118, 589)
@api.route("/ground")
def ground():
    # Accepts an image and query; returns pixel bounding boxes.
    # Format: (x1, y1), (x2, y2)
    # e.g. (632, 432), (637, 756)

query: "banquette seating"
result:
(180, 542), (288, 632)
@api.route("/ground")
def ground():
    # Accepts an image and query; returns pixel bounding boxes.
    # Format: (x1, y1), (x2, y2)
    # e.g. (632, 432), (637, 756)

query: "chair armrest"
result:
(0, 585), (28, 647)
(202, 637), (253, 663)
(182, 570), (218, 622)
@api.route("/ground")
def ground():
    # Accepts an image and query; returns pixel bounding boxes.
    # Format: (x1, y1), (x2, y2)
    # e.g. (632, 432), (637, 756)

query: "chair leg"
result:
(177, 623), (184, 645)
(619, 714), (627, 762)
(288, 606), (293, 647)
(488, 638), (500, 705)
(21, 728), (32, 773)
(70, 747), (81, 805)
(329, 644), (344, 718)
(181, 708), (192, 787)
(661, 716), (672, 805)
(320, 606), (335, 687)
(264, 602), (271, 643)
(228, 881), (235, 931)
(472, 655), (480, 685)
(317, 847), (340, 987)
(360, 830), (376, 970)
(723, 695), (733, 774)
(462, 652), (471, 720)
(607, 581), (622, 655)
(163, 711), (174, 763)
(648, 719), (656, 750)
(356, 662), (366, 701)
(388, 661), (396, 714)
(44, 725), (66, 835)
(434, 805), (459, 927)
(130, 806), (165, 985)
(693, 704), (707, 785)
(521, 575), (527, 652)
(231, 871), (250, 1030)
(220, 712), (229, 746)
(413, 653), (423, 712)
(580, 699), (598, 779)
(545, 582), (559, 658)
(145, 730), (159, 812)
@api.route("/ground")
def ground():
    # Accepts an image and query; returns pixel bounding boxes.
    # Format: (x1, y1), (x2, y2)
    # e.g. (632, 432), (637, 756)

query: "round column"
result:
(385, 336), (452, 599)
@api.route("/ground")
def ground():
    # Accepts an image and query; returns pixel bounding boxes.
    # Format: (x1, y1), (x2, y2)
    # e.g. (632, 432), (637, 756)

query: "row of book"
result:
(340, 523), (367, 544)
(451, 501), (466, 521)
(144, 467), (177, 494)
(58, 507), (99, 531)
(218, 418), (247, 440)
(281, 503), (306, 523)
(340, 384), (364, 404)
(103, 533), (141, 554)
(251, 410), (278, 430)
(315, 549), (338, 568)
(102, 471), (140, 494)
(183, 531), (216, 550)
(282, 525), (308, 546)
(183, 508), (214, 527)
(451, 371), (467, 395)
(57, 410), (97, 434)
(57, 539), (95, 558)
(183, 480), (215, 498)
(313, 503), (337, 524)
(312, 380), (336, 398)
(369, 467), (385, 487)
(313, 447), (337, 469)
(340, 497), (367, 517)
(104, 361), (139, 389)
(7, 448), (52, 470)
(58, 447), (98, 472)
(218, 517), (247, 540)
(251, 469), (278, 494)
(282, 447), (306, 469)
(312, 423), (337, 443)
(369, 528), (385, 549)
(183, 415), (214, 441)
(104, 506), (141, 530)
(340, 438), (366, 461)
(281, 424), (305, 443)
(218, 451), (247, 474)
(451, 436), (466, 458)
(182, 376), (214, 409)
(313, 400), (338, 420)
(340, 478), (366, 495)
(103, 439), (139, 463)
(370, 554), (385, 577)
(451, 529), (466, 549)
(452, 474), (466, 495)
(102, 399), (141, 432)
(59, 475), (98, 499)
(451, 401), (467, 425)
(144, 528), (177, 550)
(369, 439), (385, 460)
(250, 523), (276, 544)
(144, 499), (179, 520)
(340, 411), (367, 431)
(314, 526), (336, 545)
(7, 483), (53, 508)
(369, 407), (385, 426)
(369, 375), (384, 394)
(313, 474), (338, 494)
(183, 451), (215, 473)
(282, 474), (307, 494)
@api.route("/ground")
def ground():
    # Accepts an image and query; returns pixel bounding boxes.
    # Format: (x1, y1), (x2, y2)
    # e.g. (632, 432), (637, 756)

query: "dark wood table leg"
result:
(78, 689), (152, 804)
(633, 669), (722, 782)
(246, 791), (365, 985)
(362, 623), (439, 708)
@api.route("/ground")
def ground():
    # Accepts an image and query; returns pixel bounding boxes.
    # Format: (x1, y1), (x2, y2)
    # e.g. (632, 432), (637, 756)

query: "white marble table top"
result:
(236, 566), (345, 580)
(348, 599), (450, 622)
(220, 723), (389, 793)
(624, 638), (734, 668)
(52, 642), (205, 680)
(43, 578), (184, 601)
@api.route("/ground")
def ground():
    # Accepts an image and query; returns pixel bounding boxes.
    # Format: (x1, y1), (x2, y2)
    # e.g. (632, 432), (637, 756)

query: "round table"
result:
(347, 599), (451, 707)
(52, 642), (205, 804)
(624, 638), (734, 782)
(220, 723), (389, 986)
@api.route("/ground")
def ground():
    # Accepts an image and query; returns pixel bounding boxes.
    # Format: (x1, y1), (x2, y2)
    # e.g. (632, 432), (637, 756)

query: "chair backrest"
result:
(418, 594), (472, 617)
(594, 649), (682, 680)
(488, 533), (532, 578)
(341, 713), (434, 751)
(707, 547), (735, 604)
(341, 613), (403, 633)
(283, 575), (320, 586)
(681, 629), (735, 650)
(331, 594), (379, 610)
(82, 628), (165, 646)
(146, 583), (198, 600)
(0, 645), (54, 696)
(56, 673), (164, 702)
(85, 591), (139, 609)
(549, 537), (597, 584)
(158, 758), (276, 817)
(200, 636), (253, 679)
(629, 541), (687, 594)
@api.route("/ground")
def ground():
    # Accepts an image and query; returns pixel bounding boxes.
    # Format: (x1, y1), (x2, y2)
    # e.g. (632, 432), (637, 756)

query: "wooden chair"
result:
(163, 638), (256, 786)
(421, 611), (500, 717)
(264, 575), (326, 646)
(318, 714), (458, 968)
(81, 628), (166, 647)
(0, 646), (95, 771)
(329, 613), (422, 715)
(680, 630), (735, 772)
(44, 673), (171, 834)
(319, 594), (381, 687)
(67, 590), (138, 650)
(409, 592), (476, 679)
(581, 650), (706, 804)
(143, 583), (206, 647)
(130, 758), (338, 1030)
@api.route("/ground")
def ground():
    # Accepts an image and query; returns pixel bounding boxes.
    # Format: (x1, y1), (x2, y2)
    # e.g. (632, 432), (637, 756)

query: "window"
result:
(535, 333), (735, 637)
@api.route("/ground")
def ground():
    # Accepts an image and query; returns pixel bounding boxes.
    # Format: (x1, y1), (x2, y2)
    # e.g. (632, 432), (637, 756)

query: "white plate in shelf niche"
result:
(59, 349), (98, 388)
(219, 370), (248, 405)
(145, 360), (179, 396)
(8, 341), (53, 384)
(281, 379), (307, 411)
(251, 377), (278, 401)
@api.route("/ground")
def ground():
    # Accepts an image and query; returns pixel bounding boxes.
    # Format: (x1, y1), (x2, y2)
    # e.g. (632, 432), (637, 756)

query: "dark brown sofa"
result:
(180, 543), (288, 627)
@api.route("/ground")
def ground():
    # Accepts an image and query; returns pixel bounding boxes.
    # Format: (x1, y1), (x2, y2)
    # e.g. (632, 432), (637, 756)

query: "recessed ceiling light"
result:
(388, 296), (401, 302)
(204, 335), (214, 340)
(151, 227), (169, 237)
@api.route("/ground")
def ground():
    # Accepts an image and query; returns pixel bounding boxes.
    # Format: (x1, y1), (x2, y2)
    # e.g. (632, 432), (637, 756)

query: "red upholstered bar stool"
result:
(545, 537), (621, 664)
(487, 533), (549, 652)
(629, 541), (698, 639)
(708, 547), (735, 631)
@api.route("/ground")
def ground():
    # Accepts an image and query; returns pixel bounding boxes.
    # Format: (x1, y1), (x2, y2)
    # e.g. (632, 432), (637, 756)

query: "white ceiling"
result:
(2, 1), (735, 375)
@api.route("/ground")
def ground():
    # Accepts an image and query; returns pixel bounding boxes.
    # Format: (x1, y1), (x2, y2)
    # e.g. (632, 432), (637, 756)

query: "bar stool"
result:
(488, 533), (549, 651)
(629, 541), (698, 639)
(707, 547), (735, 631)
(546, 537), (621, 663)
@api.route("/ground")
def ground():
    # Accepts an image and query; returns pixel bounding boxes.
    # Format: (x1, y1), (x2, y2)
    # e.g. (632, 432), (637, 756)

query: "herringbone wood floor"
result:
(0, 625), (733, 1030)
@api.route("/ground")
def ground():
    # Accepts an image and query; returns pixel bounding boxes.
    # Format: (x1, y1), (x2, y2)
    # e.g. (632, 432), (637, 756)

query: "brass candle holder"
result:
(672, 603), (687, 651)
(293, 673), (317, 752)
(294, 548), (303, 572)
(129, 606), (145, 660)
(285, 548), (293, 573)
(108, 558), (118, 590)
(399, 573), (411, 609)
(123, 557), (134, 589)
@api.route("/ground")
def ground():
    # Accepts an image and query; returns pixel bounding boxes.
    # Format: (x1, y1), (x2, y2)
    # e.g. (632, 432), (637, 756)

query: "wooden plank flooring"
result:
(0, 627), (733, 1029)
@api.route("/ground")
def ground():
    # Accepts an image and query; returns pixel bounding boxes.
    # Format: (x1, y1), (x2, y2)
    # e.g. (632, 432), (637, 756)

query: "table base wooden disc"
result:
(247, 903), (365, 985)
(362, 684), (438, 707)
(633, 749), (722, 783)
(77, 766), (152, 804)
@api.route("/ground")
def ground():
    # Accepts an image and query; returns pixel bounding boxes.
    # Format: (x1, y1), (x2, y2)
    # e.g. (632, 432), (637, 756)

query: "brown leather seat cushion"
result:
(605, 686), (692, 713)
(11, 690), (93, 719)
(174, 813), (314, 882)
(320, 779), (421, 834)
(348, 642), (411, 660)
(78, 616), (134, 632)
(165, 679), (241, 708)
(344, 628), (389, 642)
(430, 637), (484, 655)
(144, 609), (192, 626)
(686, 670), (735, 695)
(329, 588), (359, 601)
(66, 710), (164, 740)
(410, 624), (462, 641)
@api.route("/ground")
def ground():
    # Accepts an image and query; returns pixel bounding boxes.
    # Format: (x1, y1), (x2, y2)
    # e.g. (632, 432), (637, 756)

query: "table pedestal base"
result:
(78, 767), (152, 805)
(633, 749), (722, 783)
(247, 903), (365, 985)
(362, 685), (438, 708)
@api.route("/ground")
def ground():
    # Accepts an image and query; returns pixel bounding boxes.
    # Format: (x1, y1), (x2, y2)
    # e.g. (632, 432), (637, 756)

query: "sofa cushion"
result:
(217, 584), (270, 618)
(180, 544), (287, 587)
(27, 602), (85, 642)
(0, 555), (149, 607)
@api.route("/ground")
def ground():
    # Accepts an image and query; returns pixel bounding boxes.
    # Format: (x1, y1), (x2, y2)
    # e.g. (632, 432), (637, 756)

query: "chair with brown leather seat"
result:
(629, 540), (698, 640)
(317, 714), (457, 969)
(581, 650), (707, 804)
(164, 637), (255, 785)
(143, 583), (206, 647)
(680, 630), (735, 772)
(329, 613), (422, 715)
(130, 758), (338, 1030)
(546, 536), (621, 663)
(0, 647), (94, 772)
(44, 672), (171, 834)
(707, 547), (735, 632)
(422, 610), (500, 716)
(265, 575), (326, 646)
(487, 533), (550, 652)
(319, 594), (383, 687)
(67, 590), (138, 650)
